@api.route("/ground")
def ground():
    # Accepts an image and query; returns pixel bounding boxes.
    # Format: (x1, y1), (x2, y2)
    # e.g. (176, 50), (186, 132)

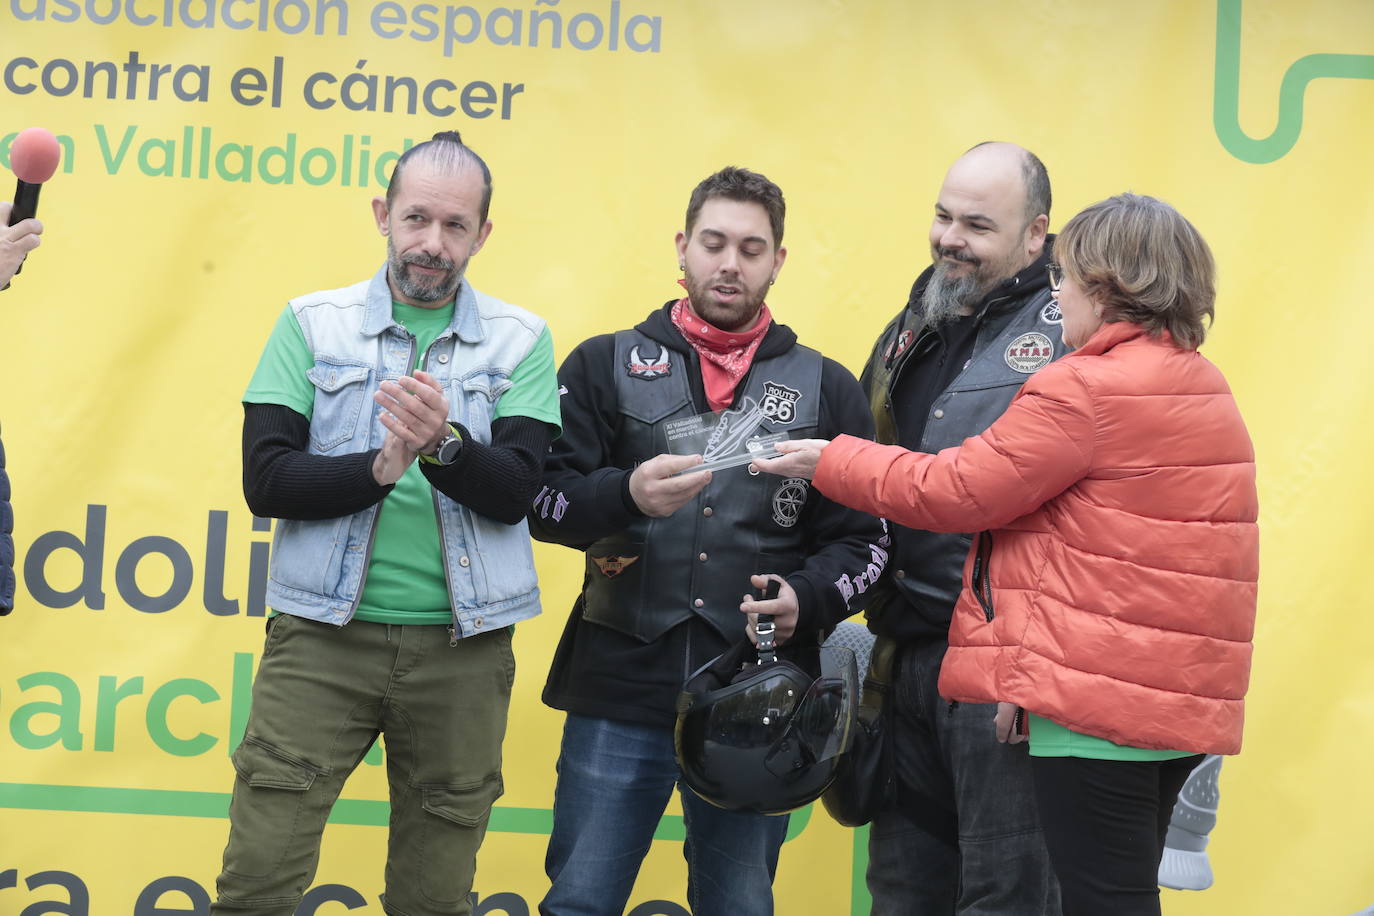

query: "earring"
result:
(769, 278), (775, 286)
(679, 262), (685, 271)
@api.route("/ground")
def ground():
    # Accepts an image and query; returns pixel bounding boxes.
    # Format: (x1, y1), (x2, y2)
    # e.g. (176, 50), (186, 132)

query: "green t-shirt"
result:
(1027, 712), (1192, 761)
(244, 297), (560, 625)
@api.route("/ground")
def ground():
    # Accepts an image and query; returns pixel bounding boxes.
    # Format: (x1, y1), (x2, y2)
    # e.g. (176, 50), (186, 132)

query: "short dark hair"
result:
(685, 166), (786, 247)
(966, 141), (1051, 229)
(1019, 149), (1051, 228)
(1055, 193), (1216, 350)
(386, 130), (493, 222)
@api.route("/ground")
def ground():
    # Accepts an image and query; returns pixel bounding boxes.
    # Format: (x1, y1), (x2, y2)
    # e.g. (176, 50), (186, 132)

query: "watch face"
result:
(436, 436), (463, 465)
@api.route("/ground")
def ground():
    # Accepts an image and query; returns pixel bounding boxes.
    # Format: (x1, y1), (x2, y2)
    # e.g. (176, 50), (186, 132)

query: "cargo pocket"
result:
(417, 775), (505, 903)
(221, 737), (321, 880)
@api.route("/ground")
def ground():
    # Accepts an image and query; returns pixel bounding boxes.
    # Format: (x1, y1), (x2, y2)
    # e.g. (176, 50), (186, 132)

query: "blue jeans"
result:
(867, 640), (1060, 915)
(540, 713), (789, 916)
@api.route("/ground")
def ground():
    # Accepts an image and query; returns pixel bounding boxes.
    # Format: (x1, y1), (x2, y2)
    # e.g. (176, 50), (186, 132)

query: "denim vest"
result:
(265, 265), (546, 637)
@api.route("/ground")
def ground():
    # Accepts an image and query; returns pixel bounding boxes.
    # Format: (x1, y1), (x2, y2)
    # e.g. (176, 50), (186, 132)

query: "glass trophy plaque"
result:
(664, 396), (788, 474)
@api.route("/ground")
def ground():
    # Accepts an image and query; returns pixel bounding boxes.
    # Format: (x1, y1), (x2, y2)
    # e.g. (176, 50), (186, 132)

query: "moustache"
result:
(403, 253), (456, 271)
(935, 247), (979, 266)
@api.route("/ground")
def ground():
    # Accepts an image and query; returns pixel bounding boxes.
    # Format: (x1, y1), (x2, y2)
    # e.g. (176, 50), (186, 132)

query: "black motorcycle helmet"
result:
(674, 637), (858, 815)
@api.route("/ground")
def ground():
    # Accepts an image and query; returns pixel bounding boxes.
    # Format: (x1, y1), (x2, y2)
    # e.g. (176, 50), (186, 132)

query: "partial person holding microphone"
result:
(1, 126), (59, 615)
(753, 193), (1259, 916)
(0, 200), (42, 287)
(2, 126), (60, 292)
(0, 199), (40, 615)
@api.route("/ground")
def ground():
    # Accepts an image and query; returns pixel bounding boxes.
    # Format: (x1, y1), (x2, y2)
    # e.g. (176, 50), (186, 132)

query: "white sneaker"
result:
(1158, 754), (1222, 891)
(1158, 845), (1213, 891)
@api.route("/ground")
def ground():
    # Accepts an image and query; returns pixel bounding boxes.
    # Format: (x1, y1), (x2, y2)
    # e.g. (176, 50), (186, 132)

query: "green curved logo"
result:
(1215, 0), (1374, 163)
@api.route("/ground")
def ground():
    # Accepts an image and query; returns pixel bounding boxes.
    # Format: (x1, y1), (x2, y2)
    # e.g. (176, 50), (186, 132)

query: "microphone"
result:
(4, 127), (60, 288)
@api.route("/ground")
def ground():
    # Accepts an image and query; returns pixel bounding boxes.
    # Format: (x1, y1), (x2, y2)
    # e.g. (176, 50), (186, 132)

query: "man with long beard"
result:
(212, 131), (560, 916)
(528, 166), (885, 915)
(858, 141), (1065, 914)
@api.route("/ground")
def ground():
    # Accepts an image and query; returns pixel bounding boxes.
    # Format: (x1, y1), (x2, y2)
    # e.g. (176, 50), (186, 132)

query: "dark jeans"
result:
(540, 713), (789, 916)
(1031, 754), (1203, 916)
(867, 640), (1060, 915)
(211, 615), (515, 916)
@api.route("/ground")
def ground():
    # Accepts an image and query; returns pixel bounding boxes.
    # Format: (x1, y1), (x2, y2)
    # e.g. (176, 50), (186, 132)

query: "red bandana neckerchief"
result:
(670, 295), (772, 412)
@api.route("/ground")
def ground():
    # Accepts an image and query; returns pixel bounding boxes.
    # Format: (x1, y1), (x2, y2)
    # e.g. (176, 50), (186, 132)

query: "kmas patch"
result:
(1004, 332), (1055, 373)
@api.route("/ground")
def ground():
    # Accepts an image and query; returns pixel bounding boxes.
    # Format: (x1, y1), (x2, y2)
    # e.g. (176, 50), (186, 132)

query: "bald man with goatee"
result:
(857, 142), (1065, 914)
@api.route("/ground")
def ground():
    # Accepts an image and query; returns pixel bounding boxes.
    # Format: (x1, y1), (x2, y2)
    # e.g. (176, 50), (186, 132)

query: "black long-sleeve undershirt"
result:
(242, 402), (555, 524)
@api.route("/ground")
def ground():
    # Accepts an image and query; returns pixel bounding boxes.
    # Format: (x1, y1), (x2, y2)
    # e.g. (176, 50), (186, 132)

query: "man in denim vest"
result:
(860, 142), (1065, 914)
(211, 131), (561, 916)
(528, 167), (885, 915)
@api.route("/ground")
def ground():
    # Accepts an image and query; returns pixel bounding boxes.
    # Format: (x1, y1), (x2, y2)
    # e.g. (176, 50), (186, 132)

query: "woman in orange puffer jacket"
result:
(753, 193), (1258, 916)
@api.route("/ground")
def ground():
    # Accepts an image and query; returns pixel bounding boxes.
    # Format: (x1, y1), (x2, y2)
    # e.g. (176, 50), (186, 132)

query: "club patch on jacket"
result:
(592, 555), (641, 578)
(883, 328), (915, 363)
(771, 477), (809, 527)
(1040, 301), (1063, 324)
(760, 381), (802, 424)
(626, 344), (671, 379)
(1004, 332), (1055, 373)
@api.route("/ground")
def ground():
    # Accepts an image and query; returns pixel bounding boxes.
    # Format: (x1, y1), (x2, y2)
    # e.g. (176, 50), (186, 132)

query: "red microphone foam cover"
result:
(11, 127), (61, 184)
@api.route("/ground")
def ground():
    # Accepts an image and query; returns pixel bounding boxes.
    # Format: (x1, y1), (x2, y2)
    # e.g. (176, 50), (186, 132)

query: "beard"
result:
(683, 268), (768, 332)
(388, 237), (465, 304)
(922, 244), (1023, 325)
(921, 252), (982, 325)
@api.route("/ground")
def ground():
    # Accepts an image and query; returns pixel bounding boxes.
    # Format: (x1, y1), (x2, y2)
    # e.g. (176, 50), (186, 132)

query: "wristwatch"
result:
(420, 424), (464, 466)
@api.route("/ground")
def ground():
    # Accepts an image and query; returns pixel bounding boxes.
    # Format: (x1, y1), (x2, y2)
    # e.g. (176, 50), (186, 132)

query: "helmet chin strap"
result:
(755, 578), (780, 665)
(755, 615), (777, 665)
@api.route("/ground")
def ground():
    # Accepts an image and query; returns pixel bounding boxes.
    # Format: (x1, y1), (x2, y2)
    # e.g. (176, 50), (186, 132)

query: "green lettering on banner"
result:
(228, 652), (254, 754)
(93, 676), (144, 752)
(1214, 0), (1374, 163)
(10, 673), (84, 751)
(146, 679), (221, 756)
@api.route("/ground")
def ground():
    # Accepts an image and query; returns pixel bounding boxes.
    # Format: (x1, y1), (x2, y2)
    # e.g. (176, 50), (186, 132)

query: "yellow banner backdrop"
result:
(2, 0), (1372, 913)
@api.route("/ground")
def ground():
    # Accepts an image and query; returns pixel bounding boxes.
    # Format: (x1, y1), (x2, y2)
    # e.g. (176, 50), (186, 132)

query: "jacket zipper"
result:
(971, 531), (996, 623)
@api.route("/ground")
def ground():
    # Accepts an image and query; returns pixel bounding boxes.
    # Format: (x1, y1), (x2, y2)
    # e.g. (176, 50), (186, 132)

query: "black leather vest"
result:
(583, 330), (824, 643)
(863, 286), (1065, 637)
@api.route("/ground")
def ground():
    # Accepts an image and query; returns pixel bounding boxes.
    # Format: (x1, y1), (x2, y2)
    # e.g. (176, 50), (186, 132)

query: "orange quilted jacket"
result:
(815, 321), (1258, 754)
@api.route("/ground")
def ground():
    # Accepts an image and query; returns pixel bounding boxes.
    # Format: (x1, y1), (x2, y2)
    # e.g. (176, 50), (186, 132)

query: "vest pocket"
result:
(454, 371), (513, 443)
(306, 362), (372, 452)
(269, 516), (350, 597)
(581, 537), (650, 639)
